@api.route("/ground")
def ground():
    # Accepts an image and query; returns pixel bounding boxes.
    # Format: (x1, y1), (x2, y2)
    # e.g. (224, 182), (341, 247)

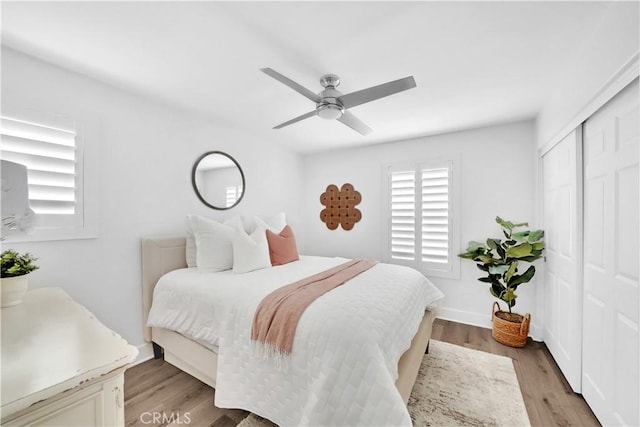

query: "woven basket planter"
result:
(491, 301), (530, 348)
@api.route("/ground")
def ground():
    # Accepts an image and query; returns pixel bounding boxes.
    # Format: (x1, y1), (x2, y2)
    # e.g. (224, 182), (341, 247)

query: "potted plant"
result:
(1, 249), (38, 307)
(458, 217), (544, 347)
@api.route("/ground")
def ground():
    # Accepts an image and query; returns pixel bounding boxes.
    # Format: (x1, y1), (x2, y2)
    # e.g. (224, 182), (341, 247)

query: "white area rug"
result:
(237, 340), (530, 426)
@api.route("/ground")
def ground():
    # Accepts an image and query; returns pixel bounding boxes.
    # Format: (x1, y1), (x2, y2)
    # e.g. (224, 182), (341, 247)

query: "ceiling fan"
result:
(260, 68), (417, 136)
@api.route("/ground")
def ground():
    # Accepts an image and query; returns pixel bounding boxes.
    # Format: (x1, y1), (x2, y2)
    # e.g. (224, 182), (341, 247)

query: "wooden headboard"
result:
(141, 235), (187, 342)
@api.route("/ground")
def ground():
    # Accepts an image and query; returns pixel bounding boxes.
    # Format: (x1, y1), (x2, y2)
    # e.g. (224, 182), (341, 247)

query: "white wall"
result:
(299, 120), (540, 334)
(1, 47), (303, 351)
(536, 1), (639, 147)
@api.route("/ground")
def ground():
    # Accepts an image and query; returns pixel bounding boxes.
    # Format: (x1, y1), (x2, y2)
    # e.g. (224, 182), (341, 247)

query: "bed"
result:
(141, 235), (443, 426)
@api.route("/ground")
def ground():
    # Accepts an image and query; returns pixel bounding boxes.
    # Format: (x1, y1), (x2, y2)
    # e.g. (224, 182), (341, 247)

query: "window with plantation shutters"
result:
(1, 115), (92, 238)
(385, 158), (460, 279)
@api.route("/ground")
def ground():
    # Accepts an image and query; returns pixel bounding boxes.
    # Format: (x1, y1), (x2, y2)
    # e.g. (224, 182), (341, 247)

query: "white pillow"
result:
(185, 231), (197, 268)
(252, 212), (287, 233)
(232, 227), (272, 274)
(225, 215), (244, 231)
(186, 215), (243, 269)
(188, 215), (236, 272)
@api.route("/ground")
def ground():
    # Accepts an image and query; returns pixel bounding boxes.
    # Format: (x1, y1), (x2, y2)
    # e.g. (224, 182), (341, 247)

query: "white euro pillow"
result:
(224, 215), (244, 231)
(185, 231), (197, 268)
(232, 227), (272, 274)
(252, 212), (287, 233)
(188, 215), (236, 272)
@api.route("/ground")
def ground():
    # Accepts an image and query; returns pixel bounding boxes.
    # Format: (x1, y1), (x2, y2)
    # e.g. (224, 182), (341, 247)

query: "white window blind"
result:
(387, 159), (459, 279)
(421, 168), (449, 264)
(390, 170), (416, 260)
(1, 116), (78, 228)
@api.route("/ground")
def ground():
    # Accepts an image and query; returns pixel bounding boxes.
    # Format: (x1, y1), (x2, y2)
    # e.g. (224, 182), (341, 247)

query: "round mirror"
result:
(191, 151), (245, 210)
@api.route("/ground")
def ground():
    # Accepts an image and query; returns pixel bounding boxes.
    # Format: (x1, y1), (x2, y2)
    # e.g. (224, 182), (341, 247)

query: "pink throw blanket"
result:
(251, 259), (377, 356)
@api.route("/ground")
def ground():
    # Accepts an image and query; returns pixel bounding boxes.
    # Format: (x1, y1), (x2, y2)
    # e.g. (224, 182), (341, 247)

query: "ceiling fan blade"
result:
(337, 111), (372, 136)
(261, 68), (321, 103)
(273, 110), (317, 129)
(337, 76), (416, 109)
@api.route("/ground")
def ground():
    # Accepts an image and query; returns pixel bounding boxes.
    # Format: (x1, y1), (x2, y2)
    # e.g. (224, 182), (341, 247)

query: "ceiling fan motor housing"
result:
(317, 76), (344, 119)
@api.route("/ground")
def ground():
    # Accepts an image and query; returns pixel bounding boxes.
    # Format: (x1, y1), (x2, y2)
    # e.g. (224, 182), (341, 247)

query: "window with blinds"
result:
(387, 159), (459, 279)
(1, 116), (79, 229)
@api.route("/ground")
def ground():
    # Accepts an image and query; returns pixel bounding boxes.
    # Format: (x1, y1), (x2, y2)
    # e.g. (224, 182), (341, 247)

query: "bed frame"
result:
(141, 235), (435, 404)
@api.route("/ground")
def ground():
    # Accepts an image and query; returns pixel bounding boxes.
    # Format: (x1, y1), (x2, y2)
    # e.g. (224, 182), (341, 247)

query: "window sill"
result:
(2, 228), (98, 243)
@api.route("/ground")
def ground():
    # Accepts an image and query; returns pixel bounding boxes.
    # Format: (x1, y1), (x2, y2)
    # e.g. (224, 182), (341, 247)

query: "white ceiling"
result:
(1, 1), (619, 153)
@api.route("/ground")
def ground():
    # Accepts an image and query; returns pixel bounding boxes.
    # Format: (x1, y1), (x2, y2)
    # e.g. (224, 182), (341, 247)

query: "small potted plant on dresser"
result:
(458, 217), (544, 347)
(1, 249), (38, 307)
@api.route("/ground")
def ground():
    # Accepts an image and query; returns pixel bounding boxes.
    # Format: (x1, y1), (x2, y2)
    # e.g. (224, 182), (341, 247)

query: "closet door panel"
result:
(582, 78), (638, 427)
(541, 128), (583, 392)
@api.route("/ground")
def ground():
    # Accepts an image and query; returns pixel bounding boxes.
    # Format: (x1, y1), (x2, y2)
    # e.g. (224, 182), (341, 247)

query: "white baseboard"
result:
(436, 307), (543, 342)
(437, 306), (492, 329)
(131, 342), (154, 366)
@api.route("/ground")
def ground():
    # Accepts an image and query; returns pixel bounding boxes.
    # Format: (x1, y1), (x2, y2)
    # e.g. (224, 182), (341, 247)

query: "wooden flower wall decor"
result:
(319, 183), (362, 230)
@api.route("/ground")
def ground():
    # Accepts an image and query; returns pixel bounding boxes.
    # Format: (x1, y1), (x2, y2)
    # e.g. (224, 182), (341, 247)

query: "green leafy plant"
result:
(1, 249), (39, 278)
(458, 217), (544, 313)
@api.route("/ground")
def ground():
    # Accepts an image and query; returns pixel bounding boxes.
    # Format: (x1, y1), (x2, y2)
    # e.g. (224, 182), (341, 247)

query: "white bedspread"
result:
(147, 256), (444, 426)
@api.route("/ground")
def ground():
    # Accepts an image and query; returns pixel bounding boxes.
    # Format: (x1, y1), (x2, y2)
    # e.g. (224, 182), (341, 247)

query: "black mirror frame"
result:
(191, 151), (245, 210)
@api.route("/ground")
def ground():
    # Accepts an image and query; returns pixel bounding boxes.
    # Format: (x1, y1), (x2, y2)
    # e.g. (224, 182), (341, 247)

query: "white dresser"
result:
(1, 288), (138, 426)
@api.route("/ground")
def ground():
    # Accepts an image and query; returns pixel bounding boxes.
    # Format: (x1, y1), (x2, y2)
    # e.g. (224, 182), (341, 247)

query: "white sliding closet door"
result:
(582, 78), (639, 426)
(541, 129), (583, 392)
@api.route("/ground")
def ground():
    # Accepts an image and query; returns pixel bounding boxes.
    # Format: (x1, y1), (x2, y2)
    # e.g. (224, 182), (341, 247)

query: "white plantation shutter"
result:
(421, 168), (449, 264)
(386, 158), (459, 279)
(1, 116), (78, 229)
(390, 170), (416, 260)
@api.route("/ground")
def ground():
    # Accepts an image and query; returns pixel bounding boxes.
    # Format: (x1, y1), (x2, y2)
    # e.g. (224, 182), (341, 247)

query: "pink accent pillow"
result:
(266, 225), (300, 266)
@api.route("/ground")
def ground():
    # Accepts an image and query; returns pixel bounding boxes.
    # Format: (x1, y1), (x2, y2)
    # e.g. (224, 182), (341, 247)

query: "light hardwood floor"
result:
(124, 319), (600, 426)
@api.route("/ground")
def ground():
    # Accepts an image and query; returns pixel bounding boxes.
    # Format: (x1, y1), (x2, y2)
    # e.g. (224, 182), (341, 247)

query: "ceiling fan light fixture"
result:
(317, 103), (344, 120)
